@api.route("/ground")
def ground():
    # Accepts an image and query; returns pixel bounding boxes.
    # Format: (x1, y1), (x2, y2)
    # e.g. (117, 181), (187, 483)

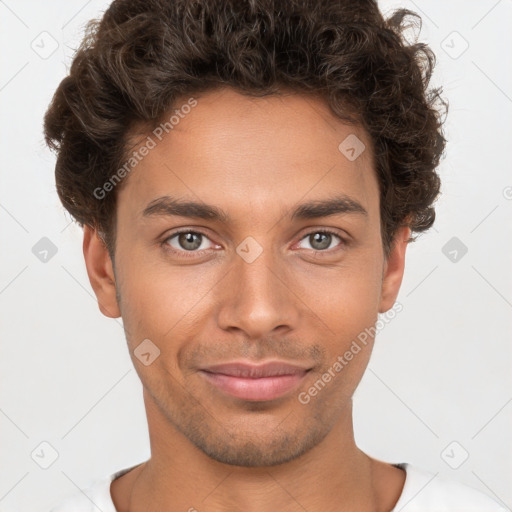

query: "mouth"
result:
(199, 361), (311, 401)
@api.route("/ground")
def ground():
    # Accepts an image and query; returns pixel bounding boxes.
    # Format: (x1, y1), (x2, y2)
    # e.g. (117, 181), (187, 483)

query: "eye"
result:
(162, 230), (216, 256)
(160, 228), (347, 259)
(297, 229), (345, 252)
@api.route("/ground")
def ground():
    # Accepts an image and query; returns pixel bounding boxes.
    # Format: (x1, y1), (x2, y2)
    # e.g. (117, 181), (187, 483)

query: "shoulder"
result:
(49, 464), (140, 512)
(393, 463), (507, 512)
(49, 476), (115, 512)
(49, 480), (112, 512)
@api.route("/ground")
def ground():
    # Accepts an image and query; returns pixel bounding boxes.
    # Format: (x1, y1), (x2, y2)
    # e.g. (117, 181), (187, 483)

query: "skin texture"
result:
(83, 87), (409, 511)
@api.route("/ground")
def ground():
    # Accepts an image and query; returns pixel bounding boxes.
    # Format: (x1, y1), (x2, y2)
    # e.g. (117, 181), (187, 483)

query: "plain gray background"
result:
(0, 0), (511, 510)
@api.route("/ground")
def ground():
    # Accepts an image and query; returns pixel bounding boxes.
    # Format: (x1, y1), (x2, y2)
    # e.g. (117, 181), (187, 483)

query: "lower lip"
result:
(200, 371), (308, 401)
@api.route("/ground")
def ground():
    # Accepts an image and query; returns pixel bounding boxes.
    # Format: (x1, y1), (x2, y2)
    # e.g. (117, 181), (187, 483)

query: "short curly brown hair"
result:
(43, 0), (447, 260)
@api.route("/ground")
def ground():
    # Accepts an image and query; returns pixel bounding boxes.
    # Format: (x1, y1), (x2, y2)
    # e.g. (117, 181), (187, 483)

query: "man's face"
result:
(86, 87), (407, 467)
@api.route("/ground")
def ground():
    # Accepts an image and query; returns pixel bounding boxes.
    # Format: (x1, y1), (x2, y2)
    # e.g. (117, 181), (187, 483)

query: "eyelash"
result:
(161, 228), (348, 259)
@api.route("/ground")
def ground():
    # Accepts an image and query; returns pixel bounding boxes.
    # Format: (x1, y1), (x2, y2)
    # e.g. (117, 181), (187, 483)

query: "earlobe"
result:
(378, 226), (411, 314)
(82, 225), (121, 318)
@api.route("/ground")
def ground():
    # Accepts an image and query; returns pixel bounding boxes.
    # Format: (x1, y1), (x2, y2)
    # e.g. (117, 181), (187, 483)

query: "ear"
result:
(83, 225), (121, 318)
(378, 225), (411, 314)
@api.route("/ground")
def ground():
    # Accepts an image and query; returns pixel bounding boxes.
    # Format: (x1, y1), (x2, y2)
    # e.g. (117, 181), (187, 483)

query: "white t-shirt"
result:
(50, 462), (507, 511)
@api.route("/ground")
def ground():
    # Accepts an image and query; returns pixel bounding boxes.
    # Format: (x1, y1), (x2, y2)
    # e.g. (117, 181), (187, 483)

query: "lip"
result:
(199, 361), (311, 401)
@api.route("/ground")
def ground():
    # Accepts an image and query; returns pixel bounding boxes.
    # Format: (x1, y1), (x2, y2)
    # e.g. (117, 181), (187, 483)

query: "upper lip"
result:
(200, 361), (311, 378)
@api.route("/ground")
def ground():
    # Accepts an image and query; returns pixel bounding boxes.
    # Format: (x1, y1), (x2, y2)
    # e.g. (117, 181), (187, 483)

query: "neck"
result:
(118, 395), (400, 512)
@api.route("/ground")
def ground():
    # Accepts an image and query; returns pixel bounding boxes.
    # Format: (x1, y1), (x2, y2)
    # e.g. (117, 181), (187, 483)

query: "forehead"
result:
(118, 87), (379, 224)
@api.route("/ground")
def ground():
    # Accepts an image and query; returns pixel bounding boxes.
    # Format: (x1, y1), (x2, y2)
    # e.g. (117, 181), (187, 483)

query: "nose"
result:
(215, 246), (300, 339)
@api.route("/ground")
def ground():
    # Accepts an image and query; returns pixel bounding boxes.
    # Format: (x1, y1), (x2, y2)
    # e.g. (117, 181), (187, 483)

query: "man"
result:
(44, 0), (505, 510)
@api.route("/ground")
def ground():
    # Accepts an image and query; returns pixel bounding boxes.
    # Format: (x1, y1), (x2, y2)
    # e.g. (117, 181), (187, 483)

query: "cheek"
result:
(294, 252), (383, 327)
(292, 254), (383, 385)
(116, 256), (218, 346)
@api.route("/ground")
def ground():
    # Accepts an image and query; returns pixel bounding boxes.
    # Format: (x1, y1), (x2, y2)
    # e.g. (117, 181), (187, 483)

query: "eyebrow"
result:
(141, 194), (368, 223)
